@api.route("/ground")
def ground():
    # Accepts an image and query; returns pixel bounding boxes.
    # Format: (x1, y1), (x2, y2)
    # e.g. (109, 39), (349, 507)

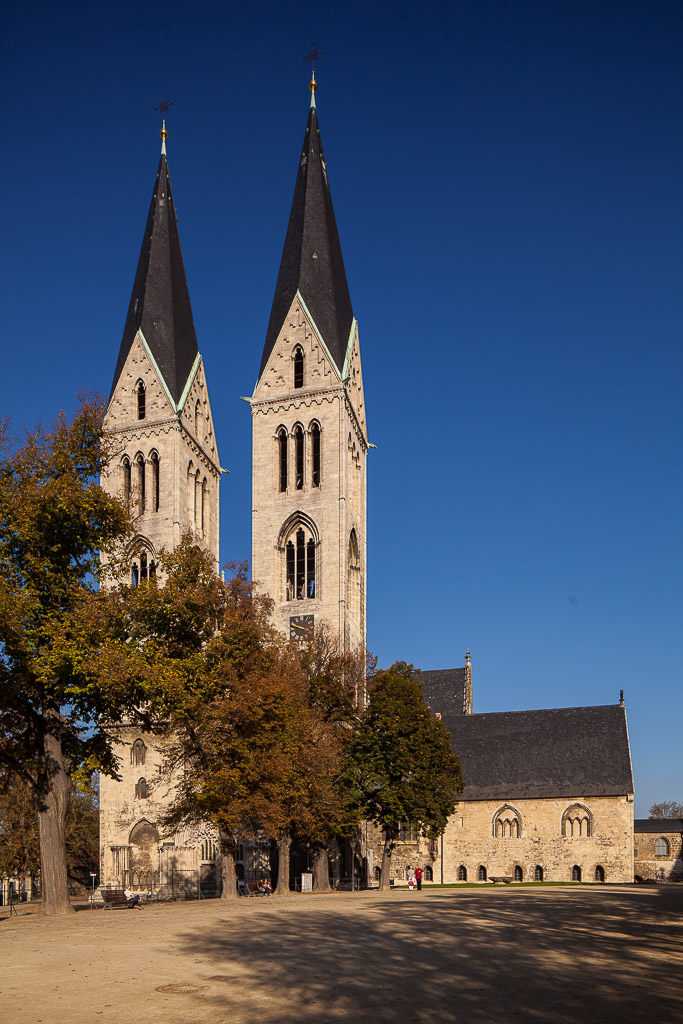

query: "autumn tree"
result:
(649, 801), (683, 819)
(345, 661), (465, 891)
(0, 398), (133, 914)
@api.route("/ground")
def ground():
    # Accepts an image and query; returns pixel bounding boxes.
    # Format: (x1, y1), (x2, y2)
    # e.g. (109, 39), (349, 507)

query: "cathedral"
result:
(99, 78), (634, 891)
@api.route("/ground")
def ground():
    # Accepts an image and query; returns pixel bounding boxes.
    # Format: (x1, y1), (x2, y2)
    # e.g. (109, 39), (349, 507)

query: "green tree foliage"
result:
(346, 662), (465, 890)
(648, 801), (683, 819)
(0, 399), (133, 914)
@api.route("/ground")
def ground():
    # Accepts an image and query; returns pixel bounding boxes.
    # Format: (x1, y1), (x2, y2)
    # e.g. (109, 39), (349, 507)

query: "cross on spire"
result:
(303, 42), (324, 71)
(155, 95), (173, 154)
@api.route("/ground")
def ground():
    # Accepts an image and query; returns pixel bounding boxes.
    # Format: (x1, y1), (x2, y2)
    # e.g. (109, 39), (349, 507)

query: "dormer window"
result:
(294, 346), (304, 389)
(136, 380), (146, 420)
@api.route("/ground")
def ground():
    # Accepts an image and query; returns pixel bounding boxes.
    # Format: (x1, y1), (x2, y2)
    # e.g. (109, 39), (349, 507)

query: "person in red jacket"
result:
(414, 865), (423, 891)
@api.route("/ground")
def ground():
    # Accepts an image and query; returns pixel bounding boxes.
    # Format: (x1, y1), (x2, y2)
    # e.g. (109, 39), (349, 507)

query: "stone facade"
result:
(101, 331), (220, 580)
(366, 794), (634, 885)
(634, 820), (683, 881)
(251, 296), (367, 652)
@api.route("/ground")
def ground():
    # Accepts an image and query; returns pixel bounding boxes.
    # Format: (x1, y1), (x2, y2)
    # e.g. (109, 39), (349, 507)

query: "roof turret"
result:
(259, 81), (354, 378)
(110, 127), (199, 405)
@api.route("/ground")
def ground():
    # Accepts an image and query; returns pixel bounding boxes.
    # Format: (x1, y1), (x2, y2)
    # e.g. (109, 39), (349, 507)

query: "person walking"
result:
(415, 865), (423, 891)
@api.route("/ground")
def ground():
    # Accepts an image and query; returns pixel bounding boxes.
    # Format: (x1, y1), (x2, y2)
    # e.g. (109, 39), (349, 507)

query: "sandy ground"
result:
(1, 885), (681, 1024)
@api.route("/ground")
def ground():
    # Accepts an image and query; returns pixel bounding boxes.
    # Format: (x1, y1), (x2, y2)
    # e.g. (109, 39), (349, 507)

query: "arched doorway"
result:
(129, 820), (159, 889)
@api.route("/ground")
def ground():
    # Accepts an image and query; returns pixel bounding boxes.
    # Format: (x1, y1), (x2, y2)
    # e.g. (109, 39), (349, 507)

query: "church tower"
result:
(250, 76), (368, 651)
(101, 121), (220, 580)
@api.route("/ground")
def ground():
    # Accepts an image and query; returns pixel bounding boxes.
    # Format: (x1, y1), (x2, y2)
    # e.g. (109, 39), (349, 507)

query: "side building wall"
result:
(634, 829), (683, 882)
(365, 794), (634, 885)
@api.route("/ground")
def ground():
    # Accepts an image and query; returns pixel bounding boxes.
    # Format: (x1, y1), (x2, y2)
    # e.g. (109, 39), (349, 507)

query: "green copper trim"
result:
(341, 318), (358, 379)
(176, 351), (203, 412)
(137, 329), (177, 411)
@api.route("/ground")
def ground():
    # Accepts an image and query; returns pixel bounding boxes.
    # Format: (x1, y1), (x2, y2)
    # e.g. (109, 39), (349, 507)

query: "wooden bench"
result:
(238, 881), (267, 897)
(101, 888), (135, 909)
(489, 875), (514, 884)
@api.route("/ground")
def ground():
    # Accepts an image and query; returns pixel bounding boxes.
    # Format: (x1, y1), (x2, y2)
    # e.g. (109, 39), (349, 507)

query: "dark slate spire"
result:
(110, 134), (199, 405)
(260, 85), (354, 378)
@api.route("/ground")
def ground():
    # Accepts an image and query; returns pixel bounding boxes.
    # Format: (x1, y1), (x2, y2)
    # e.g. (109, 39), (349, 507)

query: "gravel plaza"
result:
(2, 884), (682, 1024)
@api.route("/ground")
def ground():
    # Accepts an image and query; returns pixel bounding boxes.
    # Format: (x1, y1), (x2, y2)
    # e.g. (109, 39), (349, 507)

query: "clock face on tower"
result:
(290, 614), (314, 640)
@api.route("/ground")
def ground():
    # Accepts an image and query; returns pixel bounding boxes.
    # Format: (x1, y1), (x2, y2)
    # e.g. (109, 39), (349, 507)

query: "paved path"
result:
(1, 885), (682, 1024)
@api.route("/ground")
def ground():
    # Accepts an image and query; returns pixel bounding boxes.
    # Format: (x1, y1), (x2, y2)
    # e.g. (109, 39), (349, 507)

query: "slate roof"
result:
(420, 668), (470, 717)
(438, 704), (634, 801)
(634, 819), (683, 833)
(259, 100), (354, 380)
(110, 151), (199, 405)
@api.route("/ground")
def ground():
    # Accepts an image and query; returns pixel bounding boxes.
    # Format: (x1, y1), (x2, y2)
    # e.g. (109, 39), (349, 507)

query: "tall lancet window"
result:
(195, 470), (201, 527)
(311, 422), (321, 487)
(150, 452), (160, 512)
(122, 457), (132, 506)
(348, 528), (361, 622)
(294, 426), (304, 490)
(201, 478), (208, 535)
(293, 346), (304, 389)
(140, 551), (148, 581)
(135, 454), (145, 513)
(277, 428), (288, 492)
(136, 380), (146, 420)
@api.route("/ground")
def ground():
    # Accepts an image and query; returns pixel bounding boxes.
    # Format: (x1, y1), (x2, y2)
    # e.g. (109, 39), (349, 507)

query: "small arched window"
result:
(131, 739), (147, 766)
(150, 452), (159, 512)
(135, 778), (148, 799)
(457, 865), (467, 881)
(311, 422), (321, 487)
(424, 866), (433, 882)
(122, 457), (132, 506)
(294, 425), (304, 489)
(513, 865), (523, 882)
(140, 551), (148, 581)
(562, 803), (593, 838)
(478, 865), (487, 882)
(571, 865), (582, 882)
(655, 837), (670, 856)
(136, 380), (146, 420)
(293, 346), (304, 389)
(534, 865), (544, 882)
(277, 428), (288, 492)
(594, 865), (605, 882)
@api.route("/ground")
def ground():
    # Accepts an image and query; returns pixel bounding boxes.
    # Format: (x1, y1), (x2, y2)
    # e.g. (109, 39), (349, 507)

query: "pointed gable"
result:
(259, 100), (354, 381)
(110, 151), (199, 406)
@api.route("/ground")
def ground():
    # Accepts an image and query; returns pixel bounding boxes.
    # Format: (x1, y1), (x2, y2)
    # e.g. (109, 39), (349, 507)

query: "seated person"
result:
(124, 886), (142, 909)
(262, 878), (272, 896)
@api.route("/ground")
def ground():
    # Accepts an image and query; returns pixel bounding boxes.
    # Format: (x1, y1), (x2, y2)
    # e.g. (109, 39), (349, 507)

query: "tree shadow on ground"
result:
(175, 886), (683, 1024)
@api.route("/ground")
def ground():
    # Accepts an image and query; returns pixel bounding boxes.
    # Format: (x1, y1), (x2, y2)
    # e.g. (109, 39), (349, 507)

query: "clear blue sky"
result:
(3, 1), (681, 817)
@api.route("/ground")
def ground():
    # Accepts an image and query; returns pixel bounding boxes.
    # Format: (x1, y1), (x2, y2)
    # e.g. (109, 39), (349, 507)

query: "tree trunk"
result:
(311, 845), (331, 892)
(275, 832), (292, 895)
(378, 836), (393, 892)
(219, 833), (238, 899)
(36, 710), (74, 915)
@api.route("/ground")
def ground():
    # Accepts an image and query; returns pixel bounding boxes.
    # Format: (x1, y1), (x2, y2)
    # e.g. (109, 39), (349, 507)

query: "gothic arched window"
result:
(294, 425), (304, 489)
(131, 739), (147, 766)
(310, 422), (321, 487)
(348, 528), (361, 622)
(457, 865), (467, 881)
(133, 454), (146, 513)
(283, 519), (318, 602)
(513, 865), (523, 882)
(655, 837), (670, 856)
(594, 865), (605, 882)
(277, 428), (288, 492)
(293, 346), (304, 389)
(136, 380), (146, 420)
(571, 865), (582, 882)
(121, 457), (132, 506)
(201, 478), (208, 535)
(424, 866), (433, 882)
(195, 469), (201, 527)
(187, 462), (195, 523)
(534, 865), (544, 881)
(140, 550), (148, 581)
(135, 778), (148, 799)
(562, 803), (593, 838)
(493, 804), (522, 839)
(150, 452), (159, 512)
(477, 865), (487, 882)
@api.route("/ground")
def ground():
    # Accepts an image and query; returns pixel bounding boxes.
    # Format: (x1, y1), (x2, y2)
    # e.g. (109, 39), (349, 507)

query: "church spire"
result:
(259, 78), (354, 379)
(109, 122), (199, 405)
